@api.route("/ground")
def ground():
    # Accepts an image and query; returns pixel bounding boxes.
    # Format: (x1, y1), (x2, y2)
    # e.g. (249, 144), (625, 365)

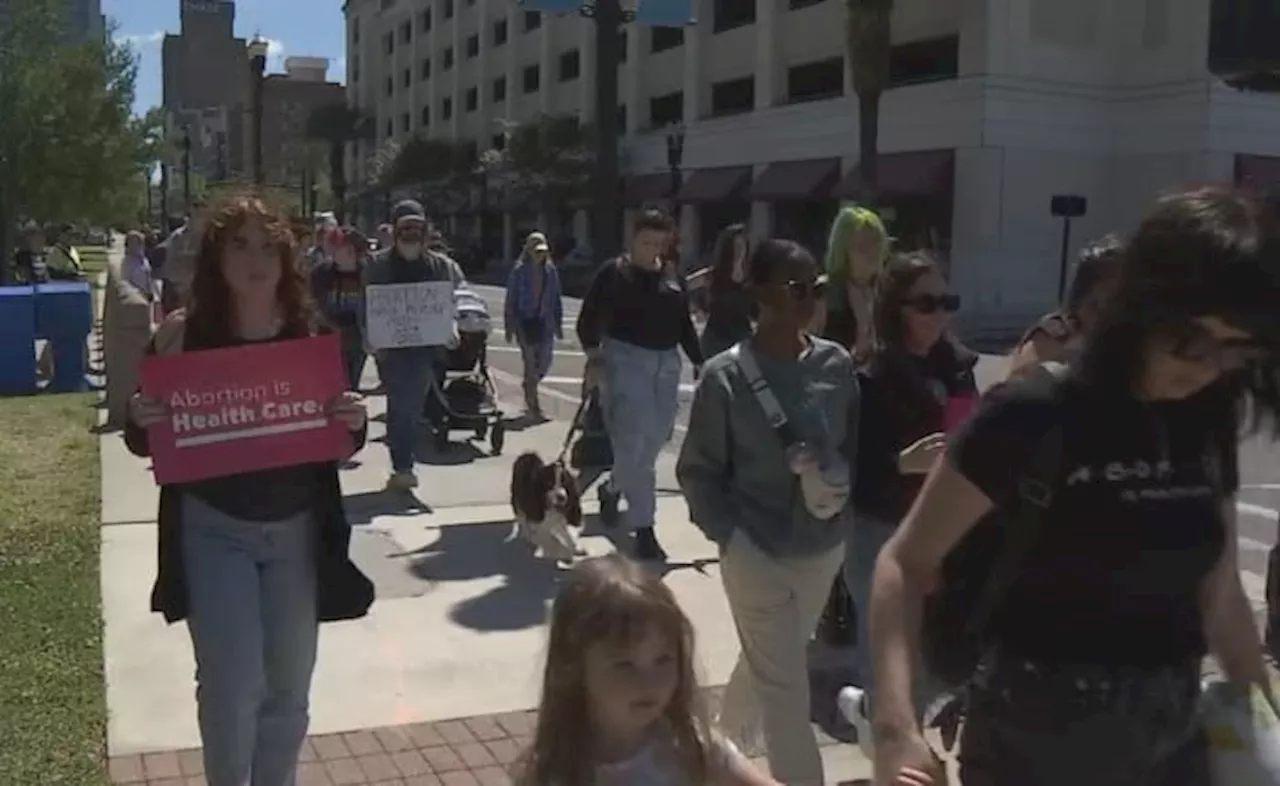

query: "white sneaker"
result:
(837, 686), (875, 758)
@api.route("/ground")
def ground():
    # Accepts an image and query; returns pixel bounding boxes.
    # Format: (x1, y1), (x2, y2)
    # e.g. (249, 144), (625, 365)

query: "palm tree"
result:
(305, 104), (374, 223)
(846, 0), (893, 200)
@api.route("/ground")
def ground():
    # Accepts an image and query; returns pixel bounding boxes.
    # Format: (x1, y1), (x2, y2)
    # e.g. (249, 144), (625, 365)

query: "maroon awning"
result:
(832, 149), (955, 199)
(748, 158), (842, 202)
(1236, 154), (1280, 192)
(623, 173), (674, 206)
(677, 166), (753, 203)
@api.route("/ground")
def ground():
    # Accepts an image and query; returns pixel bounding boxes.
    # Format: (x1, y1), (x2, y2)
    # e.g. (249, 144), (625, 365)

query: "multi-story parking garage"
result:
(345, 0), (1280, 319)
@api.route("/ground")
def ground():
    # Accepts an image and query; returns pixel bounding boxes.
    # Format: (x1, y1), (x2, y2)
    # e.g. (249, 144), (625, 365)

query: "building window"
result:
(420, 9), (432, 31)
(650, 26), (683, 52)
(523, 10), (541, 31)
(465, 87), (478, 111)
(421, 58), (431, 79)
(400, 21), (412, 43)
(712, 0), (754, 32)
(421, 105), (431, 126)
(491, 133), (506, 151)
(493, 18), (508, 45)
(619, 29), (628, 61)
(352, 18), (361, 43)
(402, 68), (411, 87)
(617, 103), (627, 130)
(383, 31), (394, 54)
(401, 113), (410, 132)
(710, 76), (754, 116)
(649, 91), (683, 127)
(385, 118), (393, 137)
(558, 49), (580, 81)
(492, 75), (507, 102)
(466, 34), (480, 58)
(786, 56), (843, 103)
(352, 65), (361, 82)
(443, 47), (454, 70)
(444, 0), (454, 19)
(384, 76), (393, 96)
(889, 35), (959, 86)
(522, 64), (540, 93)
(442, 96), (453, 120)
(789, 0), (825, 8)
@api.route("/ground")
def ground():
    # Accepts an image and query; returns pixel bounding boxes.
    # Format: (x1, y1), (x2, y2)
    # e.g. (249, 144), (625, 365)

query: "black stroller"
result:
(422, 287), (505, 454)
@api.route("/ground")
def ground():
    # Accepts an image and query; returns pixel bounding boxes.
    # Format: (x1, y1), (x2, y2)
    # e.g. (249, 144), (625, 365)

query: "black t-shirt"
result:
(947, 373), (1233, 666)
(576, 260), (703, 364)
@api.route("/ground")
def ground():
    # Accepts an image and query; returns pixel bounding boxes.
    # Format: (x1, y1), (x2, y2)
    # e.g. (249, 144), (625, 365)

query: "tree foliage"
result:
(385, 136), (474, 187)
(305, 103), (374, 221)
(0, 0), (153, 233)
(500, 114), (594, 199)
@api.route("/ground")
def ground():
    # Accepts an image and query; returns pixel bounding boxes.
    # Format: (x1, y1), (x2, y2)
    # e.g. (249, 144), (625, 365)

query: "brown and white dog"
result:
(510, 451), (583, 562)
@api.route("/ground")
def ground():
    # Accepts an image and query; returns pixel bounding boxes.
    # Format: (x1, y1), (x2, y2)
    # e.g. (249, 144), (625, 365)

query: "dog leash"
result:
(555, 393), (593, 464)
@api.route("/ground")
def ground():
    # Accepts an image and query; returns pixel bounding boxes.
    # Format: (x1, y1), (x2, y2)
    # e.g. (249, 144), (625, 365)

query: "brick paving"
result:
(105, 680), (860, 786)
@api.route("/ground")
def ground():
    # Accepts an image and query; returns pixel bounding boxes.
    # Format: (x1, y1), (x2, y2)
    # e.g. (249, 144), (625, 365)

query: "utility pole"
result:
(582, 0), (631, 262)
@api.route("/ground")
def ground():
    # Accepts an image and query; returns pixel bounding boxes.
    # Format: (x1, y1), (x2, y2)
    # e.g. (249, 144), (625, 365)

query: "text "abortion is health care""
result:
(169, 381), (329, 447)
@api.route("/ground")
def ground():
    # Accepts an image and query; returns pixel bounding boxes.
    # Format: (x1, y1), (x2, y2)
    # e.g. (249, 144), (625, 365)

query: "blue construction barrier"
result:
(35, 281), (93, 393)
(0, 286), (37, 394)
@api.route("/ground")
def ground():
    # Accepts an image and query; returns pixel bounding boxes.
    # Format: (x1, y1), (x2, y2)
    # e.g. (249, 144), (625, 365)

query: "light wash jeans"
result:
(182, 495), (318, 786)
(845, 514), (936, 715)
(518, 338), (554, 399)
(380, 347), (438, 472)
(600, 338), (681, 530)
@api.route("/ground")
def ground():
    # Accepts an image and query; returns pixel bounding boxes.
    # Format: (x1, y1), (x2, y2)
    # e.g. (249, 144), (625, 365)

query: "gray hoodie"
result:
(676, 337), (858, 558)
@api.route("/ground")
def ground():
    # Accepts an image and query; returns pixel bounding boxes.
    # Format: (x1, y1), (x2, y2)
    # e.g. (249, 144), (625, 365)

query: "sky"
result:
(106, 0), (348, 117)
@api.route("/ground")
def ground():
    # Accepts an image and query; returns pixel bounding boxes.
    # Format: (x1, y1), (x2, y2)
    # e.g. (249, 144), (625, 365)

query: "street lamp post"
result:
(247, 36), (270, 186)
(665, 125), (685, 212)
(181, 126), (192, 215)
(580, 0), (635, 262)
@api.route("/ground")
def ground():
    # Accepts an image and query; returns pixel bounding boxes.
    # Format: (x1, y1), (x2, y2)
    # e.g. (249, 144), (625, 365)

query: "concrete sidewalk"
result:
(100, 364), (869, 784)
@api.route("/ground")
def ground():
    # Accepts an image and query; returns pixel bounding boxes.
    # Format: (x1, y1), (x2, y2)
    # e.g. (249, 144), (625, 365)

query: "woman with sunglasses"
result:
(691, 223), (755, 359)
(870, 186), (1280, 786)
(679, 239), (856, 786)
(829, 251), (973, 756)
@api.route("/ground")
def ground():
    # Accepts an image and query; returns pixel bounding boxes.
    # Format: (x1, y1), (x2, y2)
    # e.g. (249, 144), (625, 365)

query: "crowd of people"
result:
(106, 183), (1280, 786)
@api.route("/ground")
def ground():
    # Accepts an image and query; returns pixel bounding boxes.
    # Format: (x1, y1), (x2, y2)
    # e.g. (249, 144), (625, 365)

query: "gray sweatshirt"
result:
(676, 337), (858, 558)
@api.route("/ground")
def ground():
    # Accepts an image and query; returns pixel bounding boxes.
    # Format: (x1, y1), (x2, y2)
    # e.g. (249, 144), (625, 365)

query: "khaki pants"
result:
(718, 529), (845, 786)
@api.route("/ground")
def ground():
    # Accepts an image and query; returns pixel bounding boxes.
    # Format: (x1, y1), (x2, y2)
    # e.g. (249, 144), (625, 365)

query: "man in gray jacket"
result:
(364, 199), (466, 492)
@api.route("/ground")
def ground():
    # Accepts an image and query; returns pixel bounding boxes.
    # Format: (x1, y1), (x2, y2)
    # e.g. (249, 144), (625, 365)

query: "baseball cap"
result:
(527, 231), (550, 252)
(392, 199), (427, 226)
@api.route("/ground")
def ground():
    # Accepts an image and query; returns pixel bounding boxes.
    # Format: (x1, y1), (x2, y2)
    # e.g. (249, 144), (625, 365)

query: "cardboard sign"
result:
(139, 334), (351, 484)
(365, 281), (454, 349)
(943, 393), (978, 434)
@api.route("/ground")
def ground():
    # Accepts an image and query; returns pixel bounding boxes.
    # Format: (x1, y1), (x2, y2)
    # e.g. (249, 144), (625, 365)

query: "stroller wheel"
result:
(490, 422), (505, 455)
(598, 484), (620, 529)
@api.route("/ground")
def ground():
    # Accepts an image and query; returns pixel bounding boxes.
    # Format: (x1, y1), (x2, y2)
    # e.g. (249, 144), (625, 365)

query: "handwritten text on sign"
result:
(140, 334), (351, 484)
(365, 281), (455, 349)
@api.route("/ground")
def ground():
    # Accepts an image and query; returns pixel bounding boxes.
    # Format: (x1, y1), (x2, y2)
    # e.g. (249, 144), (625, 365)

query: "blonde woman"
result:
(820, 206), (891, 357)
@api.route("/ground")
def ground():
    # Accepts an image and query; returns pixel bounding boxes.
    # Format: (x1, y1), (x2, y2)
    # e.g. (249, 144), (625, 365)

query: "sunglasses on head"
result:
(902, 293), (961, 314)
(1167, 321), (1267, 370)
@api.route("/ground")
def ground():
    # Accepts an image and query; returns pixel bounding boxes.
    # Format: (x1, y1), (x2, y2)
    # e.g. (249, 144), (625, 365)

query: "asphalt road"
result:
(469, 283), (1280, 604)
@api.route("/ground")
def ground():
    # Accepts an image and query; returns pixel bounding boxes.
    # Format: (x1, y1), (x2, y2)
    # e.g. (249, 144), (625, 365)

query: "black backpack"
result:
(920, 363), (1066, 690)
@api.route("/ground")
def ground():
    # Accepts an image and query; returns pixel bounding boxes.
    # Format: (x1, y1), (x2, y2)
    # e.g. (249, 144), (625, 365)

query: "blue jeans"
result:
(600, 339), (681, 530)
(845, 515), (935, 714)
(181, 495), (318, 786)
(519, 338), (553, 395)
(380, 347), (437, 473)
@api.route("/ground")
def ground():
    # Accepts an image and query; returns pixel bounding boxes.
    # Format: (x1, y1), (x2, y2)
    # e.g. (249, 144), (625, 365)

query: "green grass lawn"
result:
(0, 393), (110, 785)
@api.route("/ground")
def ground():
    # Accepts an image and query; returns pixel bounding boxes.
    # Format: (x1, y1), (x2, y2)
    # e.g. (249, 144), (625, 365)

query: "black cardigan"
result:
(123, 331), (375, 625)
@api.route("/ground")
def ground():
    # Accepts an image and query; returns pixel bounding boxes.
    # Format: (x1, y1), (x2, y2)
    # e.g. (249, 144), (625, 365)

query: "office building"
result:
(257, 57), (347, 187)
(345, 0), (1280, 317)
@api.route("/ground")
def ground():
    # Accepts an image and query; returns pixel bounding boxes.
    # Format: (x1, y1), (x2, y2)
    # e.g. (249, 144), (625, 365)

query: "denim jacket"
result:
(504, 258), (563, 340)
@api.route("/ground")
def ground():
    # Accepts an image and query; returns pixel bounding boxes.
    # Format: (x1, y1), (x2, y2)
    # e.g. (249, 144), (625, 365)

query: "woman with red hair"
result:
(124, 195), (374, 786)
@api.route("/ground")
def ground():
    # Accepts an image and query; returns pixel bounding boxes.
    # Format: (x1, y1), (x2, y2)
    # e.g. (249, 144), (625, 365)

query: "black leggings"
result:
(958, 656), (1208, 786)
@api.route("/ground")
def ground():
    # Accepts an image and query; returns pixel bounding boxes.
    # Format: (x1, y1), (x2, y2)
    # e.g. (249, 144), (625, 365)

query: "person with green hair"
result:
(819, 205), (891, 356)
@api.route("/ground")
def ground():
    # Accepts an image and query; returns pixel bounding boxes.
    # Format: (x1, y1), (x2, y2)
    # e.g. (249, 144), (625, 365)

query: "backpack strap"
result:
(728, 342), (801, 447)
(963, 361), (1069, 638)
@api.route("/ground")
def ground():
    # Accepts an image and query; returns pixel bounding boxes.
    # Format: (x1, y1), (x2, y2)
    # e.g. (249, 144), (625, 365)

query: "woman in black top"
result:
(577, 207), (704, 561)
(125, 196), (374, 786)
(310, 226), (370, 390)
(836, 252), (974, 755)
(870, 187), (1280, 786)
(691, 223), (755, 359)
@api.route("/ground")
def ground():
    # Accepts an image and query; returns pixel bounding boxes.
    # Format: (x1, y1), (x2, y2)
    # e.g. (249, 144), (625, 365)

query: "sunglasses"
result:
(902, 293), (961, 314)
(781, 277), (828, 300)
(1167, 321), (1267, 370)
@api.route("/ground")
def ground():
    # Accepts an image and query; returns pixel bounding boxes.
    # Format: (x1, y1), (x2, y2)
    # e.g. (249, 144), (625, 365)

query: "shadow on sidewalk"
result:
(344, 489), (432, 526)
(397, 517), (561, 632)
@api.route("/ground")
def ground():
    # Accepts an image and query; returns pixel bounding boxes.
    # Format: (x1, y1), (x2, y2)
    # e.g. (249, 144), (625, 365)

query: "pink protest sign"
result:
(944, 393), (978, 434)
(139, 334), (351, 484)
